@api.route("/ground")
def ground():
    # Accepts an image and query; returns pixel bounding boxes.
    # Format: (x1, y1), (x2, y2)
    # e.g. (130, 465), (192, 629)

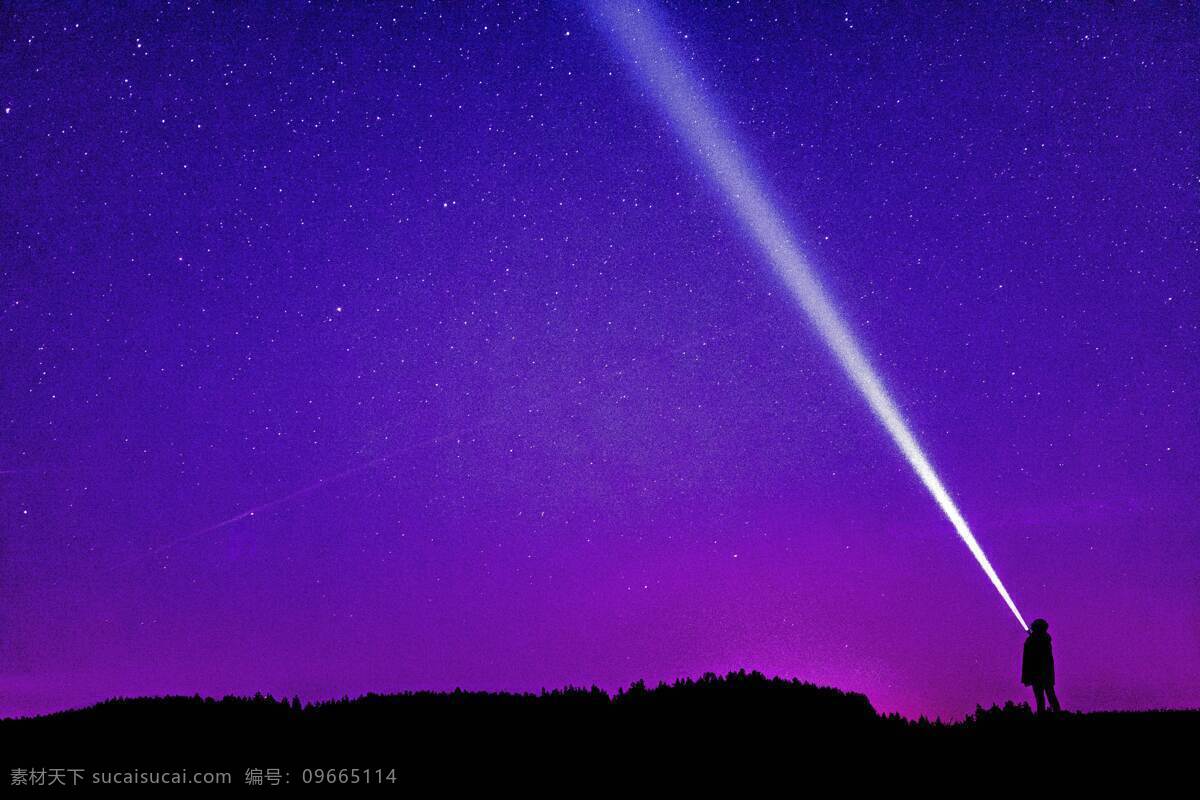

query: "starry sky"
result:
(2, 2), (1197, 721)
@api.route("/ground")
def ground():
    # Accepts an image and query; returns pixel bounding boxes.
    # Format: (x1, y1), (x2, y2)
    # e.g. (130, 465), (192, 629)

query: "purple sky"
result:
(2, 2), (1197, 721)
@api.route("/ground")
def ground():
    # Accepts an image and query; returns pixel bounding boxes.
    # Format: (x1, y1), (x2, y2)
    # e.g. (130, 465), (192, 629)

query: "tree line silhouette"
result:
(3, 669), (1195, 767)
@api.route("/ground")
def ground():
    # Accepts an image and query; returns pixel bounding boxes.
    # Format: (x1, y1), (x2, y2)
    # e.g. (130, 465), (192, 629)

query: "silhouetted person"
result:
(1021, 618), (1060, 714)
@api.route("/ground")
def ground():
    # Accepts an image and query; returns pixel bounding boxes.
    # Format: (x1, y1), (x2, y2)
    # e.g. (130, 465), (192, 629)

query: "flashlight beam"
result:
(591, 0), (1028, 630)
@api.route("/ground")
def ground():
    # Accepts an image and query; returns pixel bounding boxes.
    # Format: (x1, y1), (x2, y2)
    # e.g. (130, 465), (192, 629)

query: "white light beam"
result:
(591, 0), (1028, 630)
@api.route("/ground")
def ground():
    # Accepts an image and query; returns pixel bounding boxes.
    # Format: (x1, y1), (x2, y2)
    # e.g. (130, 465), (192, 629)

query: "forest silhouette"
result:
(4, 669), (1195, 768)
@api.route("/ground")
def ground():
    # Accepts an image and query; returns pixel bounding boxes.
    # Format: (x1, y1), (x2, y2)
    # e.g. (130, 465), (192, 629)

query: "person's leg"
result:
(1033, 685), (1046, 714)
(1046, 686), (1060, 712)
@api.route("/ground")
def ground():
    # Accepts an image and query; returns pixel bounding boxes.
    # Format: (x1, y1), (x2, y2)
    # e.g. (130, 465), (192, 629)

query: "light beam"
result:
(590, 0), (1028, 630)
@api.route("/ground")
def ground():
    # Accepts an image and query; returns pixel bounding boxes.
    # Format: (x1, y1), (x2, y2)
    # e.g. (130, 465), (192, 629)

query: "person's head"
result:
(1030, 618), (1049, 634)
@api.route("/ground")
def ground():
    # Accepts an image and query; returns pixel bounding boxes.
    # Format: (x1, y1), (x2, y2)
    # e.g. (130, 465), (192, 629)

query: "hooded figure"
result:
(1021, 618), (1061, 713)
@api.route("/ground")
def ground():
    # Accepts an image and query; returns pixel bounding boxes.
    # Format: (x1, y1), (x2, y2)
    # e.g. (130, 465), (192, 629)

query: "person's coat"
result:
(1021, 631), (1055, 687)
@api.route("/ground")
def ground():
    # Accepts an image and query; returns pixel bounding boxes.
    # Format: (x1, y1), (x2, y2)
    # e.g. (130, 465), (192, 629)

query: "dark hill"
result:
(2, 670), (1195, 778)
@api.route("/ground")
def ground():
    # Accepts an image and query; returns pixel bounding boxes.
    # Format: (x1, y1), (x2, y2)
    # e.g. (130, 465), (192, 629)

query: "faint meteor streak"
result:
(100, 435), (456, 575)
(590, 0), (1028, 630)
(183, 454), (397, 538)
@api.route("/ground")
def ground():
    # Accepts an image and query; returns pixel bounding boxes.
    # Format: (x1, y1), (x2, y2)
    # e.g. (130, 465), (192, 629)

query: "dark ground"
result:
(2, 670), (1195, 788)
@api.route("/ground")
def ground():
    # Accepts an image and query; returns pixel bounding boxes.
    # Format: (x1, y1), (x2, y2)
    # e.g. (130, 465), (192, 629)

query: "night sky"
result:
(2, 2), (1197, 721)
